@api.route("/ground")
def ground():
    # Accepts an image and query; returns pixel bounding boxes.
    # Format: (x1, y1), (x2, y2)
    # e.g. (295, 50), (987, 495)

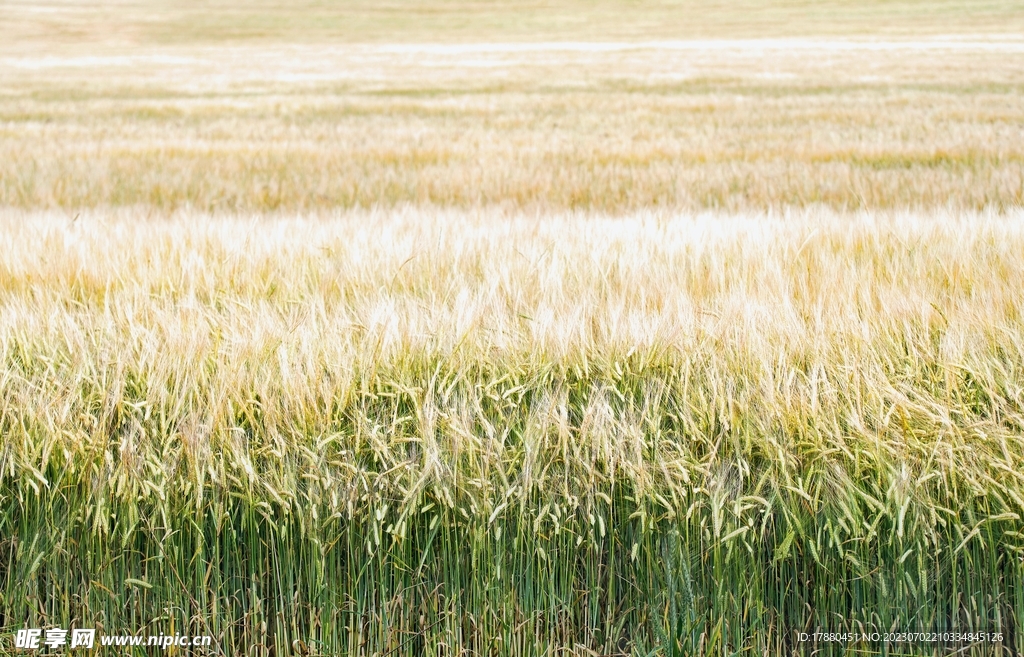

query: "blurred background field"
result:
(6, 0), (1024, 46)
(2, 1), (1024, 214)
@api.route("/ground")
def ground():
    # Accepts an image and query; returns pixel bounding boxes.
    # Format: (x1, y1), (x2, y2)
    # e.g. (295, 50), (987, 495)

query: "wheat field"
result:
(3, 30), (1024, 214)
(2, 1), (1024, 655)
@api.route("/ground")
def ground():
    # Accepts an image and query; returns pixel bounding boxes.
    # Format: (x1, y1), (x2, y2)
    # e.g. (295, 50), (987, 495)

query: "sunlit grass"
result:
(2, 1), (1024, 652)
(6, 0), (1024, 47)
(1, 209), (1022, 654)
(2, 42), (1023, 214)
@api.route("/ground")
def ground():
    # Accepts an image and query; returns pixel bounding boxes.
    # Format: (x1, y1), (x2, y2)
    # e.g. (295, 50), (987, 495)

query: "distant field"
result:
(2, 3), (1024, 214)
(5, 0), (1024, 46)
(2, 2), (1024, 656)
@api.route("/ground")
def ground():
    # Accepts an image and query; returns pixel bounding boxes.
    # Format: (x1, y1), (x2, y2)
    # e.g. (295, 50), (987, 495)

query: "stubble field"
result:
(2, 2), (1024, 655)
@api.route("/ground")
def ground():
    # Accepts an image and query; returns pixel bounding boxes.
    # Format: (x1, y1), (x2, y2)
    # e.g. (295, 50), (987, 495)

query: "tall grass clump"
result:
(1, 209), (1022, 655)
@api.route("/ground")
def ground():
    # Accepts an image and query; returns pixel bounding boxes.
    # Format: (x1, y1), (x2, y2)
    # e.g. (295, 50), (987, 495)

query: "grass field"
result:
(2, 1), (1024, 655)
(3, 9), (1024, 214)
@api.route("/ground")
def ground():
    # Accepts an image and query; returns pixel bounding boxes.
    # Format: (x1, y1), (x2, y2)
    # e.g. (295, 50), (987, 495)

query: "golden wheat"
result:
(2, 208), (1023, 653)
(2, 40), (1023, 213)
(2, 1), (1024, 653)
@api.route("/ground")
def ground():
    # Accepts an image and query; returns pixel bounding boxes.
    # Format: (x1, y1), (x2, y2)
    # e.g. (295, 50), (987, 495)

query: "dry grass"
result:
(2, 40), (1023, 213)
(5, 208), (1024, 441)
(5, 0), (1024, 47)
